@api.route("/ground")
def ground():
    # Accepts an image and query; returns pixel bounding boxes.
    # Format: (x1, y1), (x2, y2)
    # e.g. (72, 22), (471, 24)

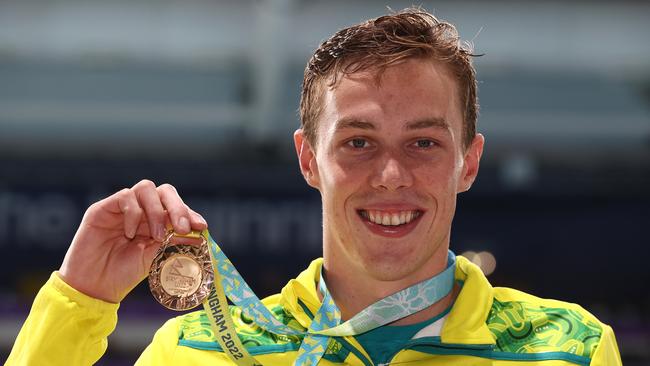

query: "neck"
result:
(322, 244), (457, 326)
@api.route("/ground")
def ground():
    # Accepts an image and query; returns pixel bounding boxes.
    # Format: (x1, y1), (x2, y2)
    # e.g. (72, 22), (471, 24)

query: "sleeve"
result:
(590, 324), (623, 366)
(134, 317), (182, 365)
(5, 272), (120, 366)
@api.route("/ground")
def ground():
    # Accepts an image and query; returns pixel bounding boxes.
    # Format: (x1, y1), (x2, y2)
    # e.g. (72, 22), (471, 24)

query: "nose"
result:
(370, 153), (414, 191)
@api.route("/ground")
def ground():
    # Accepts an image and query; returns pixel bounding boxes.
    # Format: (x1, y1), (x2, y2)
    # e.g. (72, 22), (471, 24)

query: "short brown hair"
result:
(299, 8), (479, 149)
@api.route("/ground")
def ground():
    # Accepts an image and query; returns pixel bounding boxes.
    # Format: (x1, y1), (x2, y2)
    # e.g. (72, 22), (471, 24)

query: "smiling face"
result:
(295, 58), (484, 283)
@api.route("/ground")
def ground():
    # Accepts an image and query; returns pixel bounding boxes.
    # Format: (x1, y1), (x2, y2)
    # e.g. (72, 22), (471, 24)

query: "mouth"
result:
(359, 209), (422, 226)
(357, 208), (424, 238)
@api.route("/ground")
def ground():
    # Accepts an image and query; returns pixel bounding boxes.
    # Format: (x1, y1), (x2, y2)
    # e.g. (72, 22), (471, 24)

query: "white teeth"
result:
(362, 210), (421, 226)
(382, 214), (390, 225)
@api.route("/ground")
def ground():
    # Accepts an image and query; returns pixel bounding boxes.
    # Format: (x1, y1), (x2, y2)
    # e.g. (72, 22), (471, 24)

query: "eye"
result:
(347, 138), (369, 149)
(413, 139), (436, 149)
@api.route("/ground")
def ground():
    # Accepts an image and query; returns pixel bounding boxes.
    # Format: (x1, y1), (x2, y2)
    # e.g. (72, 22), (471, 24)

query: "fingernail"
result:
(178, 216), (190, 232)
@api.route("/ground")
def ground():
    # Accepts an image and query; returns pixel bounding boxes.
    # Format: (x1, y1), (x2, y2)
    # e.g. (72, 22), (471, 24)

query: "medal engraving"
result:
(148, 230), (213, 311)
(159, 255), (202, 296)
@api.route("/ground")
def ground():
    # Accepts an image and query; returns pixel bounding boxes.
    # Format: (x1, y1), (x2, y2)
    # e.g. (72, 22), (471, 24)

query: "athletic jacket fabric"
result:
(7, 256), (622, 365)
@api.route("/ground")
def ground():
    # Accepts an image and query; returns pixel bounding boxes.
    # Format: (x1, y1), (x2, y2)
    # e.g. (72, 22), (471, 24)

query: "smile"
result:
(359, 210), (422, 226)
(357, 208), (424, 238)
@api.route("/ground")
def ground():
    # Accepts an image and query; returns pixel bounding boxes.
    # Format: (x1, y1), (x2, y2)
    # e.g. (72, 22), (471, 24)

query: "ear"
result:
(457, 133), (485, 193)
(293, 129), (321, 189)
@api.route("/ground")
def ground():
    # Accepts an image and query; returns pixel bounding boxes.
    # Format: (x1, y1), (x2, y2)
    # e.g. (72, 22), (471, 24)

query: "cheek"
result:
(323, 158), (372, 227)
(321, 152), (368, 188)
(415, 159), (459, 191)
(318, 156), (355, 206)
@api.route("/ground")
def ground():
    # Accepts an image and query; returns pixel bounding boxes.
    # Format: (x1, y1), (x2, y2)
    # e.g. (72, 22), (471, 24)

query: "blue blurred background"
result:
(0, 0), (648, 364)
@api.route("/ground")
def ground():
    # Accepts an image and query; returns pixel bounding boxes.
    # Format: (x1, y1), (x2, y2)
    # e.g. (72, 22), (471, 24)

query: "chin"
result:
(358, 247), (423, 282)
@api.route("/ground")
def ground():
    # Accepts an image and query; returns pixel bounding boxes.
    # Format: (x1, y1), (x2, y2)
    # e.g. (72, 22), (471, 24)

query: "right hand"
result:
(58, 180), (207, 303)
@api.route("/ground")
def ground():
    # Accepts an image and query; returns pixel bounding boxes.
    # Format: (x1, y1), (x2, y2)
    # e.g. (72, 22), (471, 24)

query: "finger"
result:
(132, 179), (167, 241)
(116, 189), (143, 239)
(186, 206), (208, 231)
(133, 216), (153, 238)
(144, 208), (206, 241)
(142, 238), (164, 269)
(156, 183), (191, 234)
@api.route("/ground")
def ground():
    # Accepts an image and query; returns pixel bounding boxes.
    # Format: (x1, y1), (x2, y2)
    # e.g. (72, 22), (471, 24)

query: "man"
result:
(7, 9), (621, 366)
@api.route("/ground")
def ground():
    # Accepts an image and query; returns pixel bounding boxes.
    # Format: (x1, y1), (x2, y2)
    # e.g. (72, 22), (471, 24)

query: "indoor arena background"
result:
(0, 1), (648, 364)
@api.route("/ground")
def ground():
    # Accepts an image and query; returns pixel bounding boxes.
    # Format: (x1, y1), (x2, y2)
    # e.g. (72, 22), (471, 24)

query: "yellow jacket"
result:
(7, 256), (622, 365)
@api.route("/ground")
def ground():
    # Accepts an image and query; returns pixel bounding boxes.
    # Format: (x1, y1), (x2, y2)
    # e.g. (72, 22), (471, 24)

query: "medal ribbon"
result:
(201, 229), (456, 366)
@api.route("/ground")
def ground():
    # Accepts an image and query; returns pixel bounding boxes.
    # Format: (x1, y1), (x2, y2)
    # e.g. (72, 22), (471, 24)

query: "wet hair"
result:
(300, 8), (479, 149)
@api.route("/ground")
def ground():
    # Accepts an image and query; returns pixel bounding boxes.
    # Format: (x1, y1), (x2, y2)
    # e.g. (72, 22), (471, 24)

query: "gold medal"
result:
(148, 230), (213, 311)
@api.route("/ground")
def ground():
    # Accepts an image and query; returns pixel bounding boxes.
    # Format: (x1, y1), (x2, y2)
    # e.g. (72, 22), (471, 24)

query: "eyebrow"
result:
(334, 118), (375, 131)
(405, 118), (450, 131)
(334, 117), (450, 131)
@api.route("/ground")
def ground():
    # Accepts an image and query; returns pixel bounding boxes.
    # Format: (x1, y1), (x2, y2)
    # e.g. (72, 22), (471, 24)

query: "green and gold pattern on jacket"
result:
(487, 299), (602, 358)
(179, 305), (305, 347)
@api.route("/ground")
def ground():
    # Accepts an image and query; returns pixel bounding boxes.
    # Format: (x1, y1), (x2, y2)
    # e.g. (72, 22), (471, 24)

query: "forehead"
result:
(318, 58), (462, 138)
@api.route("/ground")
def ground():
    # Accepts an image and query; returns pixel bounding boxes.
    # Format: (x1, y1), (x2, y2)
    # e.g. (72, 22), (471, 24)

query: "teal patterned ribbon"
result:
(207, 234), (456, 366)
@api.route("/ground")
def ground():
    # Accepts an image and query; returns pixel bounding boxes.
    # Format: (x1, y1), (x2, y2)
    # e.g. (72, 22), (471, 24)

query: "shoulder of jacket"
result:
(488, 286), (604, 360)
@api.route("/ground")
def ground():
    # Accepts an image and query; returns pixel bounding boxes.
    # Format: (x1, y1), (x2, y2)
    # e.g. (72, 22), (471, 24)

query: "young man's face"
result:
(295, 58), (484, 282)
